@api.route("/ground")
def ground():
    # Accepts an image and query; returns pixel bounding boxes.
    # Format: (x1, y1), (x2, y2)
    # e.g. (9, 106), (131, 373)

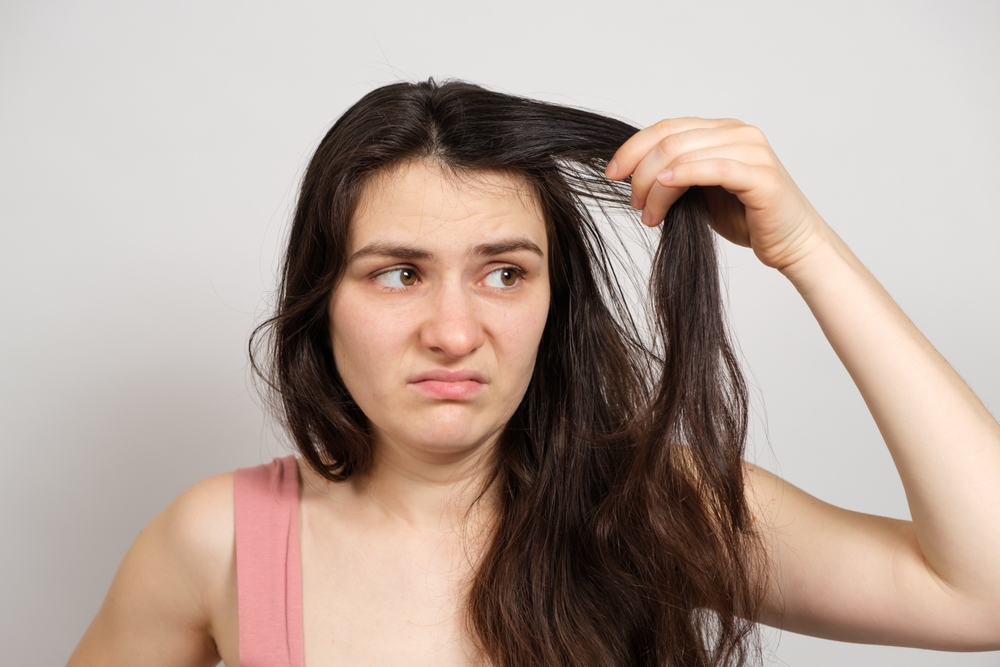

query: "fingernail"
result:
(630, 194), (639, 209)
(641, 209), (650, 225)
(607, 159), (618, 178)
(657, 169), (674, 183)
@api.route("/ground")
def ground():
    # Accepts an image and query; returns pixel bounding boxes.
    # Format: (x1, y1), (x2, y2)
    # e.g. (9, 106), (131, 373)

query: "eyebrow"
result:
(350, 242), (431, 262)
(472, 239), (544, 258)
(350, 237), (544, 262)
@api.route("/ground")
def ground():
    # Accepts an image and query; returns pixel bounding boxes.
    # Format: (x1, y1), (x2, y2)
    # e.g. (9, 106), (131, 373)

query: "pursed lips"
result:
(407, 368), (488, 400)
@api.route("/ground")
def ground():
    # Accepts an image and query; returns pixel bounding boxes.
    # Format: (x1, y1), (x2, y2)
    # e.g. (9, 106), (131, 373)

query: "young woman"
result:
(66, 79), (1000, 667)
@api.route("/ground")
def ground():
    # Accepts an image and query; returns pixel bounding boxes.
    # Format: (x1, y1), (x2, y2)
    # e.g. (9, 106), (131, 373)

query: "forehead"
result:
(349, 159), (547, 249)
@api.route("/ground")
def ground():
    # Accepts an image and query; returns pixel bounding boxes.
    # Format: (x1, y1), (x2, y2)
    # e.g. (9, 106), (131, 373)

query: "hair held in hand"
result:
(250, 78), (767, 667)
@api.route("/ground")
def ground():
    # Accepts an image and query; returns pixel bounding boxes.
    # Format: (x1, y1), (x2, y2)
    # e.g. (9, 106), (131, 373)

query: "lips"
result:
(410, 369), (486, 383)
(408, 368), (487, 400)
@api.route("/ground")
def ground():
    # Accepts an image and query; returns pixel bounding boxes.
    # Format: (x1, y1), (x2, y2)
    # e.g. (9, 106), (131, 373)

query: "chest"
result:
(300, 496), (485, 667)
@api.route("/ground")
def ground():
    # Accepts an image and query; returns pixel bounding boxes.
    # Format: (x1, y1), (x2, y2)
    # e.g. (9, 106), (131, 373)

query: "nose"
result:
(419, 281), (486, 359)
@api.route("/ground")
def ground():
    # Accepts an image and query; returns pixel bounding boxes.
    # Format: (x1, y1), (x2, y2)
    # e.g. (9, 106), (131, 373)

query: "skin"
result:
(67, 123), (1000, 667)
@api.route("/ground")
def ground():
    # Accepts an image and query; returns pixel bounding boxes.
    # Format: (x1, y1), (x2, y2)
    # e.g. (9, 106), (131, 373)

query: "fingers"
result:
(658, 158), (777, 212)
(605, 117), (741, 181)
(639, 144), (775, 226)
(606, 119), (776, 227)
(629, 129), (733, 223)
(640, 181), (687, 227)
(630, 130), (763, 208)
(639, 158), (758, 228)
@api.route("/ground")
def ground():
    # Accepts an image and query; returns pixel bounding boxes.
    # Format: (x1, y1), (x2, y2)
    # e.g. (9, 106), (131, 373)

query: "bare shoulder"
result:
(165, 471), (237, 575)
(66, 472), (237, 667)
(135, 471), (237, 610)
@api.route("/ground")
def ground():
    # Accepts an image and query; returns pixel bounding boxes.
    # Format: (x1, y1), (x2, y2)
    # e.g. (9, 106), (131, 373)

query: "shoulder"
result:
(66, 471), (238, 666)
(126, 470), (238, 626)
(160, 471), (236, 586)
(168, 470), (235, 537)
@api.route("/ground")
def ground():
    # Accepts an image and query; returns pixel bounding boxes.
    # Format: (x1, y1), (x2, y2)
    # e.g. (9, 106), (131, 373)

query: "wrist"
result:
(776, 223), (860, 292)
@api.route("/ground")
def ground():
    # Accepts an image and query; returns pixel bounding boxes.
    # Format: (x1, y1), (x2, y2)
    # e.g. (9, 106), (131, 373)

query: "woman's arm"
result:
(608, 119), (1000, 649)
(66, 473), (236, 667)
(750, 223), (1000, 648)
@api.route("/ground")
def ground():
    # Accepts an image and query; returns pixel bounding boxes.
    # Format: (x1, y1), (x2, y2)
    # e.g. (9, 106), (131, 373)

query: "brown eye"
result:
(375, 268), (418, 288)
(485, 267), (521, 288)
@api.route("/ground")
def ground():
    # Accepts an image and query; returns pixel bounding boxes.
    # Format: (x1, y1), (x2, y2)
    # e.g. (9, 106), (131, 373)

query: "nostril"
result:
(420, 315), (486, 359)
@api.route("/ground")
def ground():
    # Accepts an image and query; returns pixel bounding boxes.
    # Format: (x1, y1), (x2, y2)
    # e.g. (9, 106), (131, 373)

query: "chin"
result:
(418, 425), (497, 453)
(395, 414), (502, 457)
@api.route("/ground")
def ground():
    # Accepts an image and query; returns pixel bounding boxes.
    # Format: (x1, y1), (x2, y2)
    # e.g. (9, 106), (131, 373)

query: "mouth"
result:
(407, 369), (488, 400)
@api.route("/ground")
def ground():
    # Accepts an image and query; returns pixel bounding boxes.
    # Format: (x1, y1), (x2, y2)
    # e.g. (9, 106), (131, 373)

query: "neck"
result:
(345, 431), (501, 534)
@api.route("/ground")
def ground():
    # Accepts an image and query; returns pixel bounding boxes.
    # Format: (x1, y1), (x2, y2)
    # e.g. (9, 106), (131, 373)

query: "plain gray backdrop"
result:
(1, 1), (998, 665)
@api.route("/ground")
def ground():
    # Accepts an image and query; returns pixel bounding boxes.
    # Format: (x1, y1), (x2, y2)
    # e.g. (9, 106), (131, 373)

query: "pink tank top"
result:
(234, 456), (305, 667)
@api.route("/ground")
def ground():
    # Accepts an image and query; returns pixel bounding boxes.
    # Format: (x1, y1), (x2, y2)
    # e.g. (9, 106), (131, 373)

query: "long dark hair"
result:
(250, 78), (765, 666)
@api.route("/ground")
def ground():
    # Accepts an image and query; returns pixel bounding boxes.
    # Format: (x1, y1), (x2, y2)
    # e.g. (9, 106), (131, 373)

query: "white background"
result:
(1, 1), (998, 665)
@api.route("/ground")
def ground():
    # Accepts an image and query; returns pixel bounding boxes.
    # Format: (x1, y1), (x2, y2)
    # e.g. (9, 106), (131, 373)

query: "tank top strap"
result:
(233, 455), (305, 667)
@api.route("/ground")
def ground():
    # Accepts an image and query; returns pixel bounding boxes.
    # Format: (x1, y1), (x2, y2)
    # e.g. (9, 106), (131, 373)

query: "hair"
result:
(250, 78), (765, 666)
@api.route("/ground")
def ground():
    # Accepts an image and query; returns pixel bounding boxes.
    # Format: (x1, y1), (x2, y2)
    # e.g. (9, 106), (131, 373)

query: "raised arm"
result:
(607, 118), (1000, 649)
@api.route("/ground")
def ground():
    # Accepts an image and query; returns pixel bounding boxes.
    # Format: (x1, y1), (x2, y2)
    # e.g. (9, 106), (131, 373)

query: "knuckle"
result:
(657, 133), (682, 158)
(738, 124), (768, 144)
(653, 118), (676, 133)
(747, 144), (772, 162)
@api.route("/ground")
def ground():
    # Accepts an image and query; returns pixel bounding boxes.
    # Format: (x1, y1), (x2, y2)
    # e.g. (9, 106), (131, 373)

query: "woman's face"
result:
(329, 159), (550, 464)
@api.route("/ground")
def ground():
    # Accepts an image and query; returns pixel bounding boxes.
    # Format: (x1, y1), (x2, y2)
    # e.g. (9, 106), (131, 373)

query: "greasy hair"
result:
(250, 78), (765, 666)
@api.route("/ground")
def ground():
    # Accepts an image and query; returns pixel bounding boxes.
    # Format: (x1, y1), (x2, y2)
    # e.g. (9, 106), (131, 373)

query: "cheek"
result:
(494, 290), (550, 390)
(329, 291), (406, 399)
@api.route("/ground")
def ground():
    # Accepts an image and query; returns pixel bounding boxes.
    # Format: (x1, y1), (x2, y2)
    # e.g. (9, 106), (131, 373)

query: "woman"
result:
(66, 78), (1000, 666)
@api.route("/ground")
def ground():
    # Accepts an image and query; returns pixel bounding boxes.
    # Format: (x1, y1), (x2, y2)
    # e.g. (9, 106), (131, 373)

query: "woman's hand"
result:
(605, 118), (828, 272)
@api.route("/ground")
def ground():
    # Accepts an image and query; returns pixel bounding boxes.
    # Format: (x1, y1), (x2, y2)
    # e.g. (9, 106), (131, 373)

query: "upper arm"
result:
(66, 473), (237, 667)
(746, 462), (1000, 650)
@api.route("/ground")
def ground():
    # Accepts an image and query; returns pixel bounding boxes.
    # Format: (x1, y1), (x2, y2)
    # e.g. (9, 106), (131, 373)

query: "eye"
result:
(483, 266), (522, 289)
(375, 268), (418, 288)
